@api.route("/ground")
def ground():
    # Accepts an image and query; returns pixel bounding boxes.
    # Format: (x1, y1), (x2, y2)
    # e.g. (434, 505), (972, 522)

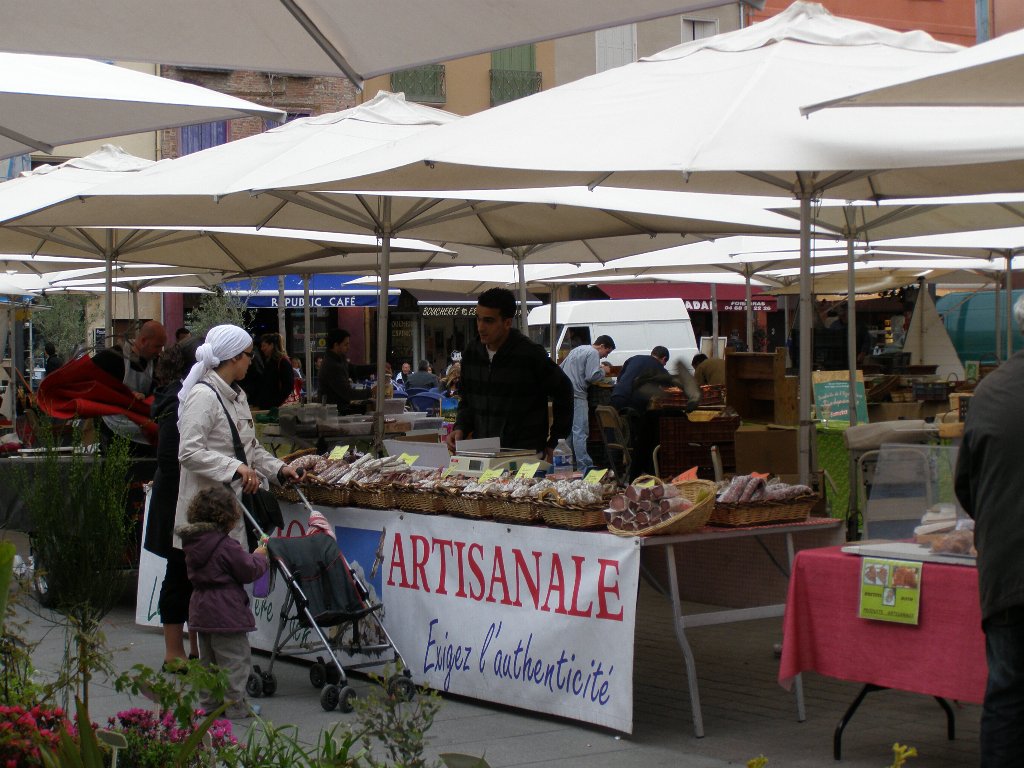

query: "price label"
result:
(479, 468), (505, 482)
(516, 462), (540, 479)
(584, 469), (608, 484)
(398, 453), (419, 467)
(440, 464), (455, 478)
(328, 445), (350, 460)
(633, 477), (658, 489)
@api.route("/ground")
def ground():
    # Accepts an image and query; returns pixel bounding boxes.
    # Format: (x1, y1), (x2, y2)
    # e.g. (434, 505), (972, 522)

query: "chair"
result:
(408, 391), (443, 416)
(594, 406), (631, 484)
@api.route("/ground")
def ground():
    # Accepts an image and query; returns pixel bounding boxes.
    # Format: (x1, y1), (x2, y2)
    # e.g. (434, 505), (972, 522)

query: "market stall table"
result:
(778, 545), (986, 759)
(135, 498), (841, 736)
(640, 516), (844, 737)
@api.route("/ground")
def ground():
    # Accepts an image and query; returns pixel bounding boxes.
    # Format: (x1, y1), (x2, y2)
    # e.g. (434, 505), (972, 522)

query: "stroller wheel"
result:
(246, 672), (264, 698)
(387, 675), (416, 702)
(320, 683), (340, 711)
(338, 685), (357, 714)
(326, 664), (342, 686)
(310, 662), (327, 689)
(261, 671), (278, 697)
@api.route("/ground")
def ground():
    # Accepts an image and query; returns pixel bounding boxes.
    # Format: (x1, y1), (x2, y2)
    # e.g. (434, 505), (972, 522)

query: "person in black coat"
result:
(254, 332), (295, 410)
(143, 335), (203, 667)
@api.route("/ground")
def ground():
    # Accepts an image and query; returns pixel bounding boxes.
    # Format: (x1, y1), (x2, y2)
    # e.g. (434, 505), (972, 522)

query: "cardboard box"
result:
(734, 425), (800, 475)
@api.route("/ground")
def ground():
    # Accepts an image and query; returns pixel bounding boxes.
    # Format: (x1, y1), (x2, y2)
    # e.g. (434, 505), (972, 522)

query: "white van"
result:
(527, 299), (700, 370)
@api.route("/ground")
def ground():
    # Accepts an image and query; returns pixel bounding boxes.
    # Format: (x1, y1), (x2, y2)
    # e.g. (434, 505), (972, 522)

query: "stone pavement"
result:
(4, 529), (980, 767)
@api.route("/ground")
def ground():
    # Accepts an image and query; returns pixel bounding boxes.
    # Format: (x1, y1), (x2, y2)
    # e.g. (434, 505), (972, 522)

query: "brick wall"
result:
(157, 66), (358, 158)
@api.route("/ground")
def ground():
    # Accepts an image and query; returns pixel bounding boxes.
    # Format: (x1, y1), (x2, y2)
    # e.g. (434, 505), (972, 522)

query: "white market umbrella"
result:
(0, 144), (447, 353)
(266, 3), (1024, 485)
(802, 26), (1024, 112)
(0, 0), (760, 84)
(0, 52), (283, 160)
(7, 93), (800, 445)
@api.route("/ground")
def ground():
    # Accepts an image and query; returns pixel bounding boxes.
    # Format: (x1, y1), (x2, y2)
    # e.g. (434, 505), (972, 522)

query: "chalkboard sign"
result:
(813, 372), (868, 423)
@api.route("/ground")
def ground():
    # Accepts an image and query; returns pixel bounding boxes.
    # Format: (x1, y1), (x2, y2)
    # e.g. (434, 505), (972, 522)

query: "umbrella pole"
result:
(711, 283), (719, 357)
(798, 193), (812, 487)
(745, 273), (753, 350)
(131, 286), (140, 331)
(1006, 254), (1014, 360)
(515, 251), (529, 335)
(303, 274), (312, 403)
(277, 275), (287, 339)
(995, 280), (1002, 363)
(847, 237), (858, 427)
(373, 198), (393, 455)
(548, 285), (559, 359)
(104, 234), (113, 349)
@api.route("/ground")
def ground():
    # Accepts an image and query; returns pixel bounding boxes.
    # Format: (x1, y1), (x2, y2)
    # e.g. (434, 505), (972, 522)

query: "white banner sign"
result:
(140, 501), (640, 732)
(384, 513), (639, 733)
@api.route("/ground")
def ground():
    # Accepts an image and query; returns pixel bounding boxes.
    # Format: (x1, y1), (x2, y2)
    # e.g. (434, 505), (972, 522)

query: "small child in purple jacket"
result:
(177, 486), (268, 719)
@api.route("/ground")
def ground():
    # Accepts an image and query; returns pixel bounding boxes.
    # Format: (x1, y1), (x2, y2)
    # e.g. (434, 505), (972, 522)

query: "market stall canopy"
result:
(773, 194), (1024, 243)
(268, 4), (1024, 201)
(0, 0), (766, 84)
(0, 52), (283, 159)
(801, 25), (1024, 112)
(0, 145), (448, 273)
(351, 263), (604, 296)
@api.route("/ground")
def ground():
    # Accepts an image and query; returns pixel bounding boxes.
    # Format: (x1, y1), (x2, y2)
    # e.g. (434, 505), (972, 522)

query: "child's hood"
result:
(175, 521), (228, 559)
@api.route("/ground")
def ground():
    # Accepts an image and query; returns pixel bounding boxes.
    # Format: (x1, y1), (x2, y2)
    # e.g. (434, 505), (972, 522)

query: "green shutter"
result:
(490, 44), (541, 106)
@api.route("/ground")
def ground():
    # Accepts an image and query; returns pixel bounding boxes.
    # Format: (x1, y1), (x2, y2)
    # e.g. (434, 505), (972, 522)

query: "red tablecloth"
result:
(778, 544), (986, 704)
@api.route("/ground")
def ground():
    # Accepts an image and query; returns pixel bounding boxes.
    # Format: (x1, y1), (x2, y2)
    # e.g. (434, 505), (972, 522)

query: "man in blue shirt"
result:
(611, 346), (672, 479)
(560, 334), (615, 476)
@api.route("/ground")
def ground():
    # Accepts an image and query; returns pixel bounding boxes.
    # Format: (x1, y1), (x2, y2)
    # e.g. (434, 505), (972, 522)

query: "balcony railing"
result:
(490, 68), (542, 106)
(390, 64), (446, 104)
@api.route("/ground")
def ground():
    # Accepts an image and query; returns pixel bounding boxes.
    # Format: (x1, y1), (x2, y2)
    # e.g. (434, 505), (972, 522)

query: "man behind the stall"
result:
(92, 320), (167, 446)
(318, 328), (371, 414)
(560, 334), (615, 477)
(446, 287), (572, 462)
(955, 293), (1024, 767)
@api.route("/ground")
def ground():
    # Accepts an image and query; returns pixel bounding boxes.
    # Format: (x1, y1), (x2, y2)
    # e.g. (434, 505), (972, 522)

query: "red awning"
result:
(599, 283), (777, 311)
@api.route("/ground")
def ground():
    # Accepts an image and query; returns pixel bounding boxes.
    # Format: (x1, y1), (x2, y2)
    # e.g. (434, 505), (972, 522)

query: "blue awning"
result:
(224, 274), (398, 308)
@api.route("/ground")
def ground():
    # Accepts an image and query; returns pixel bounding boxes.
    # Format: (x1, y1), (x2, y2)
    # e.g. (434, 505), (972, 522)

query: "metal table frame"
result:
(639, 517), (843, 737)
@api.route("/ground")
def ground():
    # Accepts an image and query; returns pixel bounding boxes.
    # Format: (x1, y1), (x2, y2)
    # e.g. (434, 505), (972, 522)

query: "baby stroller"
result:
(240, 487), (413, 712)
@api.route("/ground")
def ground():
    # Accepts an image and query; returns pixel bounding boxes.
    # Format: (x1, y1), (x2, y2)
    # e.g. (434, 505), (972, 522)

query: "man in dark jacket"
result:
(955, 294), (1024, 766)
(318, 328), (370, 414)
(446, 288), (571, 460)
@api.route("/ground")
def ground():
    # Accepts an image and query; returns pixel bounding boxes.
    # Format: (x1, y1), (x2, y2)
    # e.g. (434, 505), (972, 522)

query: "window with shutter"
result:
(390, 64), (447, 104)
(681, 17), (719, 42)
(178, 120), (227, 156)
(490, 45), (541, 106)
(596, 24), (637, 73)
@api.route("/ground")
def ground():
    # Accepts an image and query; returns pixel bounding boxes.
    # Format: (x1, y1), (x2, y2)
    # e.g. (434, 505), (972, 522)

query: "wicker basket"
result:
(350, 485), (396, 510)
(270, 483), (300, 504)
(280, 446), (318, 464)
(540, 504), (607, 530)
(489, 497), (542, 524)
(608, 479), (718, 537)
(302, 484), (350, 507)
(394, 489), (445, 515)
(443, 493), (490, 519)
(710, 494), (818, 527)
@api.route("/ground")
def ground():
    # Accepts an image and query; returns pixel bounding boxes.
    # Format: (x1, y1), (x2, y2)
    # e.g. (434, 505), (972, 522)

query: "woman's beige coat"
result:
(174, 369), (284, 548)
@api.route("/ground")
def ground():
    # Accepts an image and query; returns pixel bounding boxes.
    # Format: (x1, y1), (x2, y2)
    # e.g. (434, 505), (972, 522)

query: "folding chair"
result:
(594, 406), (631, 485)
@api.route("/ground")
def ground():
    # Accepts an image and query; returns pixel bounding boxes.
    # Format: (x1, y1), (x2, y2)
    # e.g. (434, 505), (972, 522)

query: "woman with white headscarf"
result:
(173, 325), (300, 550)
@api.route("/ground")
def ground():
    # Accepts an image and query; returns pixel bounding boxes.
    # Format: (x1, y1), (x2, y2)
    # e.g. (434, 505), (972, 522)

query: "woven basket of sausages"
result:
(711, 473), (817, 527)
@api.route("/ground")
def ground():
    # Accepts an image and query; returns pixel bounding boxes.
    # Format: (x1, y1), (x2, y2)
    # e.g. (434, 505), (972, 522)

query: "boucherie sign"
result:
(683, 298), (777, 312)
(386, 514), (639, 732)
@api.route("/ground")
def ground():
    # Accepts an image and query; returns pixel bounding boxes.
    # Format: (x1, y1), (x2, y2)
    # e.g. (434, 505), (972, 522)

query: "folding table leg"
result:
(665, 544), (704, 738)
(785, 532), (806, 722)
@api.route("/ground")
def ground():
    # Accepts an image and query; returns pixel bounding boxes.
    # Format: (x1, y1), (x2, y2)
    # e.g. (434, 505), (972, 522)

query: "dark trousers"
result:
(982, 605), (1024, 766)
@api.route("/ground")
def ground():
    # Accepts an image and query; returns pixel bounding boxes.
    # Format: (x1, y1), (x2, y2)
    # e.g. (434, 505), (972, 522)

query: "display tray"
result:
(841, 541), (976, 567)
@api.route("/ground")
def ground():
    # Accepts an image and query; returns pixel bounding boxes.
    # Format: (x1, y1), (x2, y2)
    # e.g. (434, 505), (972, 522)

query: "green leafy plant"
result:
(186, 284), (255, 337)
(18, 425), (133, 709)
(351, 676), (442, 768)
(114, 660), (230, 731)
(32, 294), (89, 362)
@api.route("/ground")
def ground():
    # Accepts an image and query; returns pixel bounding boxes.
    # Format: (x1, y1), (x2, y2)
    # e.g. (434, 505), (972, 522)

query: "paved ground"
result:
(4, 529), (980, 767)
